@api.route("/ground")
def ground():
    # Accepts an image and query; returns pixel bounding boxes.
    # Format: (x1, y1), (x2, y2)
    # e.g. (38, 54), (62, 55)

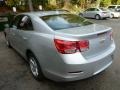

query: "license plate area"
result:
(93, 55), (112, 75)
(97, 32), (107, 44)
(97, 32), (107, 37)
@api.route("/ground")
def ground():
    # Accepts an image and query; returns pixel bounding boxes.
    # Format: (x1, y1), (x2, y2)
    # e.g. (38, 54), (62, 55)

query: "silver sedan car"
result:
(80, 8), (110, 20)
(4, 11), (115, 82)
(108, 9), (120, 18)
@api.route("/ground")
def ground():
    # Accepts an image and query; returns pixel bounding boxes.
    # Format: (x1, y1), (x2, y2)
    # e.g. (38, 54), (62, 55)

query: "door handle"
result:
(22, 37), (28, 40)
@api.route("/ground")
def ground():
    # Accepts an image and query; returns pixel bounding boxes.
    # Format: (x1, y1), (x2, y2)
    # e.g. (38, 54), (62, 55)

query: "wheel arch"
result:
(95, 14), (100, 17)
(26, 49), (33, 60)
(95, 14), (101, 19)
(25, 49), (42, 66)
(26, 49), (45, 80)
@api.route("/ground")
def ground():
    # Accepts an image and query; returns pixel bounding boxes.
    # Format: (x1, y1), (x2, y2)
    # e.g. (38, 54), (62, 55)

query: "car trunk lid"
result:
(54, 24), (113, 60)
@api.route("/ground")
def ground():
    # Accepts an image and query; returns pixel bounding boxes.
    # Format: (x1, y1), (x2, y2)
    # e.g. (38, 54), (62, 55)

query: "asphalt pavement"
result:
(0, 18), (120, 90)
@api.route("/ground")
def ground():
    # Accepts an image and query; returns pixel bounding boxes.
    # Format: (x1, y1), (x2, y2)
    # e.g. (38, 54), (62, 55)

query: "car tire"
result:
(28, 52), (44, 81)
(95, 14), (101, 20)
(5, 38), (12, 48)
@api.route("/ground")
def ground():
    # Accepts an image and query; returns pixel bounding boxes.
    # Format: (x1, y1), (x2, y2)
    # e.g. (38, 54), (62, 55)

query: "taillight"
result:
(54, 39), (89, 54)
(78, 40), (89, 52)
(54, 39), (77, 54)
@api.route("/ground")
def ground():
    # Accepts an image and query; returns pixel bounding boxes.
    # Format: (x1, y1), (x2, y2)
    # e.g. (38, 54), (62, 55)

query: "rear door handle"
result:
(22, 37), (28, 40)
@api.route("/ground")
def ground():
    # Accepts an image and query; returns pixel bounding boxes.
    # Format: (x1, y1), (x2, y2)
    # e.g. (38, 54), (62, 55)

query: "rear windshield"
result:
(100, 8), (108, 11)
(41, 14), (92, 30)
(117, 6), (120, 8)
(108, 6), (115, 9)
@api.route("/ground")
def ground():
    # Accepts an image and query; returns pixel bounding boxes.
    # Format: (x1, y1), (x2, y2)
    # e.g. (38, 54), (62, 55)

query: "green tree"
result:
(6, 0), (20, 7)
(117, 0), (120, 4)
(32, 0), (48, 10)
(111, 0), (117, 4)
(100, 0), (111, 7)
(63, 0), (70, 8)
(70, 0), (81, 5)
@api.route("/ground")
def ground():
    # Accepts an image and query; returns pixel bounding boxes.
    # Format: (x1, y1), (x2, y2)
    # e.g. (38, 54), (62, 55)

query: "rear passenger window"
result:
(86, 8), (91, 11)
(18, 16), (33, 31)
(95, 9), (99, 11)
(87, 8), (96, 11)
(11, 15), (23, 27)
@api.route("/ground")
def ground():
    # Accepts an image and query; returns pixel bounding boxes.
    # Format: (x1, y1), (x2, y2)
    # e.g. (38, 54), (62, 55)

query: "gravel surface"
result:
(0, 18), (120, 90)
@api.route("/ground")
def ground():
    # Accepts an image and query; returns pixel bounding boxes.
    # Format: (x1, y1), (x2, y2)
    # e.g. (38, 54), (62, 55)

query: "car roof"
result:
(109, 5), (120, 6)
(20, 11), (70, 17)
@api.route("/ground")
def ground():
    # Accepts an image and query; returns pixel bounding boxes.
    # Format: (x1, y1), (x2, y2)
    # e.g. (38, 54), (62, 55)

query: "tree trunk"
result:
(28, 0), (33, 11)
(96, 0), (101, 7)
(49, 0), (56, 5)
(64, 0), (70, 8)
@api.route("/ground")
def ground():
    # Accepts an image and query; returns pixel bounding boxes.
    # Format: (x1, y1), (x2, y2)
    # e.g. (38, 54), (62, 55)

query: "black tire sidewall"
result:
(28, 52), (44, 80)
(95, 14), (101, 20)
(6, 38), (12, 48)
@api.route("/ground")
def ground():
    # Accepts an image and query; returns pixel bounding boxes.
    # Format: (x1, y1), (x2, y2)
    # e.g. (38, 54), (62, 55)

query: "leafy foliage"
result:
(70, 0), (81, 5)
(6, 0), (20, 7)
(100, 0), (111, 7)
(4, 0), (120, 12)
(117, 0), (120, 4)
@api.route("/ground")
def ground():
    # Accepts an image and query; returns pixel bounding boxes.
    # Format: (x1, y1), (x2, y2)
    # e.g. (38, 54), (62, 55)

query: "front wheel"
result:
(28, 52), (44, 81)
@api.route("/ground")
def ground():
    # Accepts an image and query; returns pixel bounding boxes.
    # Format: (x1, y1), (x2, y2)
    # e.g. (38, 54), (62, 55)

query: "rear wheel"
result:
(95, 14), (101, 20)
(28, 52), (44, 81)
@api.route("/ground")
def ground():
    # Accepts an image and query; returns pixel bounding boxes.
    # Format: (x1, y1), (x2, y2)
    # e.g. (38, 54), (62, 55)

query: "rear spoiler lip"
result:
(54, 27), (112, 38)
(82, 27), (112, 37)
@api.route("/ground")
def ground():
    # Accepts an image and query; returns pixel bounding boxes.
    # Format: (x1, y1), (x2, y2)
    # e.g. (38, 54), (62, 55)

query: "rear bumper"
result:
(43, 43), (115, 82)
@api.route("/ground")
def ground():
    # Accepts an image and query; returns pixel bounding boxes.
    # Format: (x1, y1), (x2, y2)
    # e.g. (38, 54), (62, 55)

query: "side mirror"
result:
(4, 24), (9, 28)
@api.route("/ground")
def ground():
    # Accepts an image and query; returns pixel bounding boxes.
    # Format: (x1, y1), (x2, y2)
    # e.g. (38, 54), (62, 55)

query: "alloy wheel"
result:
(29, 57), (39, 77)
